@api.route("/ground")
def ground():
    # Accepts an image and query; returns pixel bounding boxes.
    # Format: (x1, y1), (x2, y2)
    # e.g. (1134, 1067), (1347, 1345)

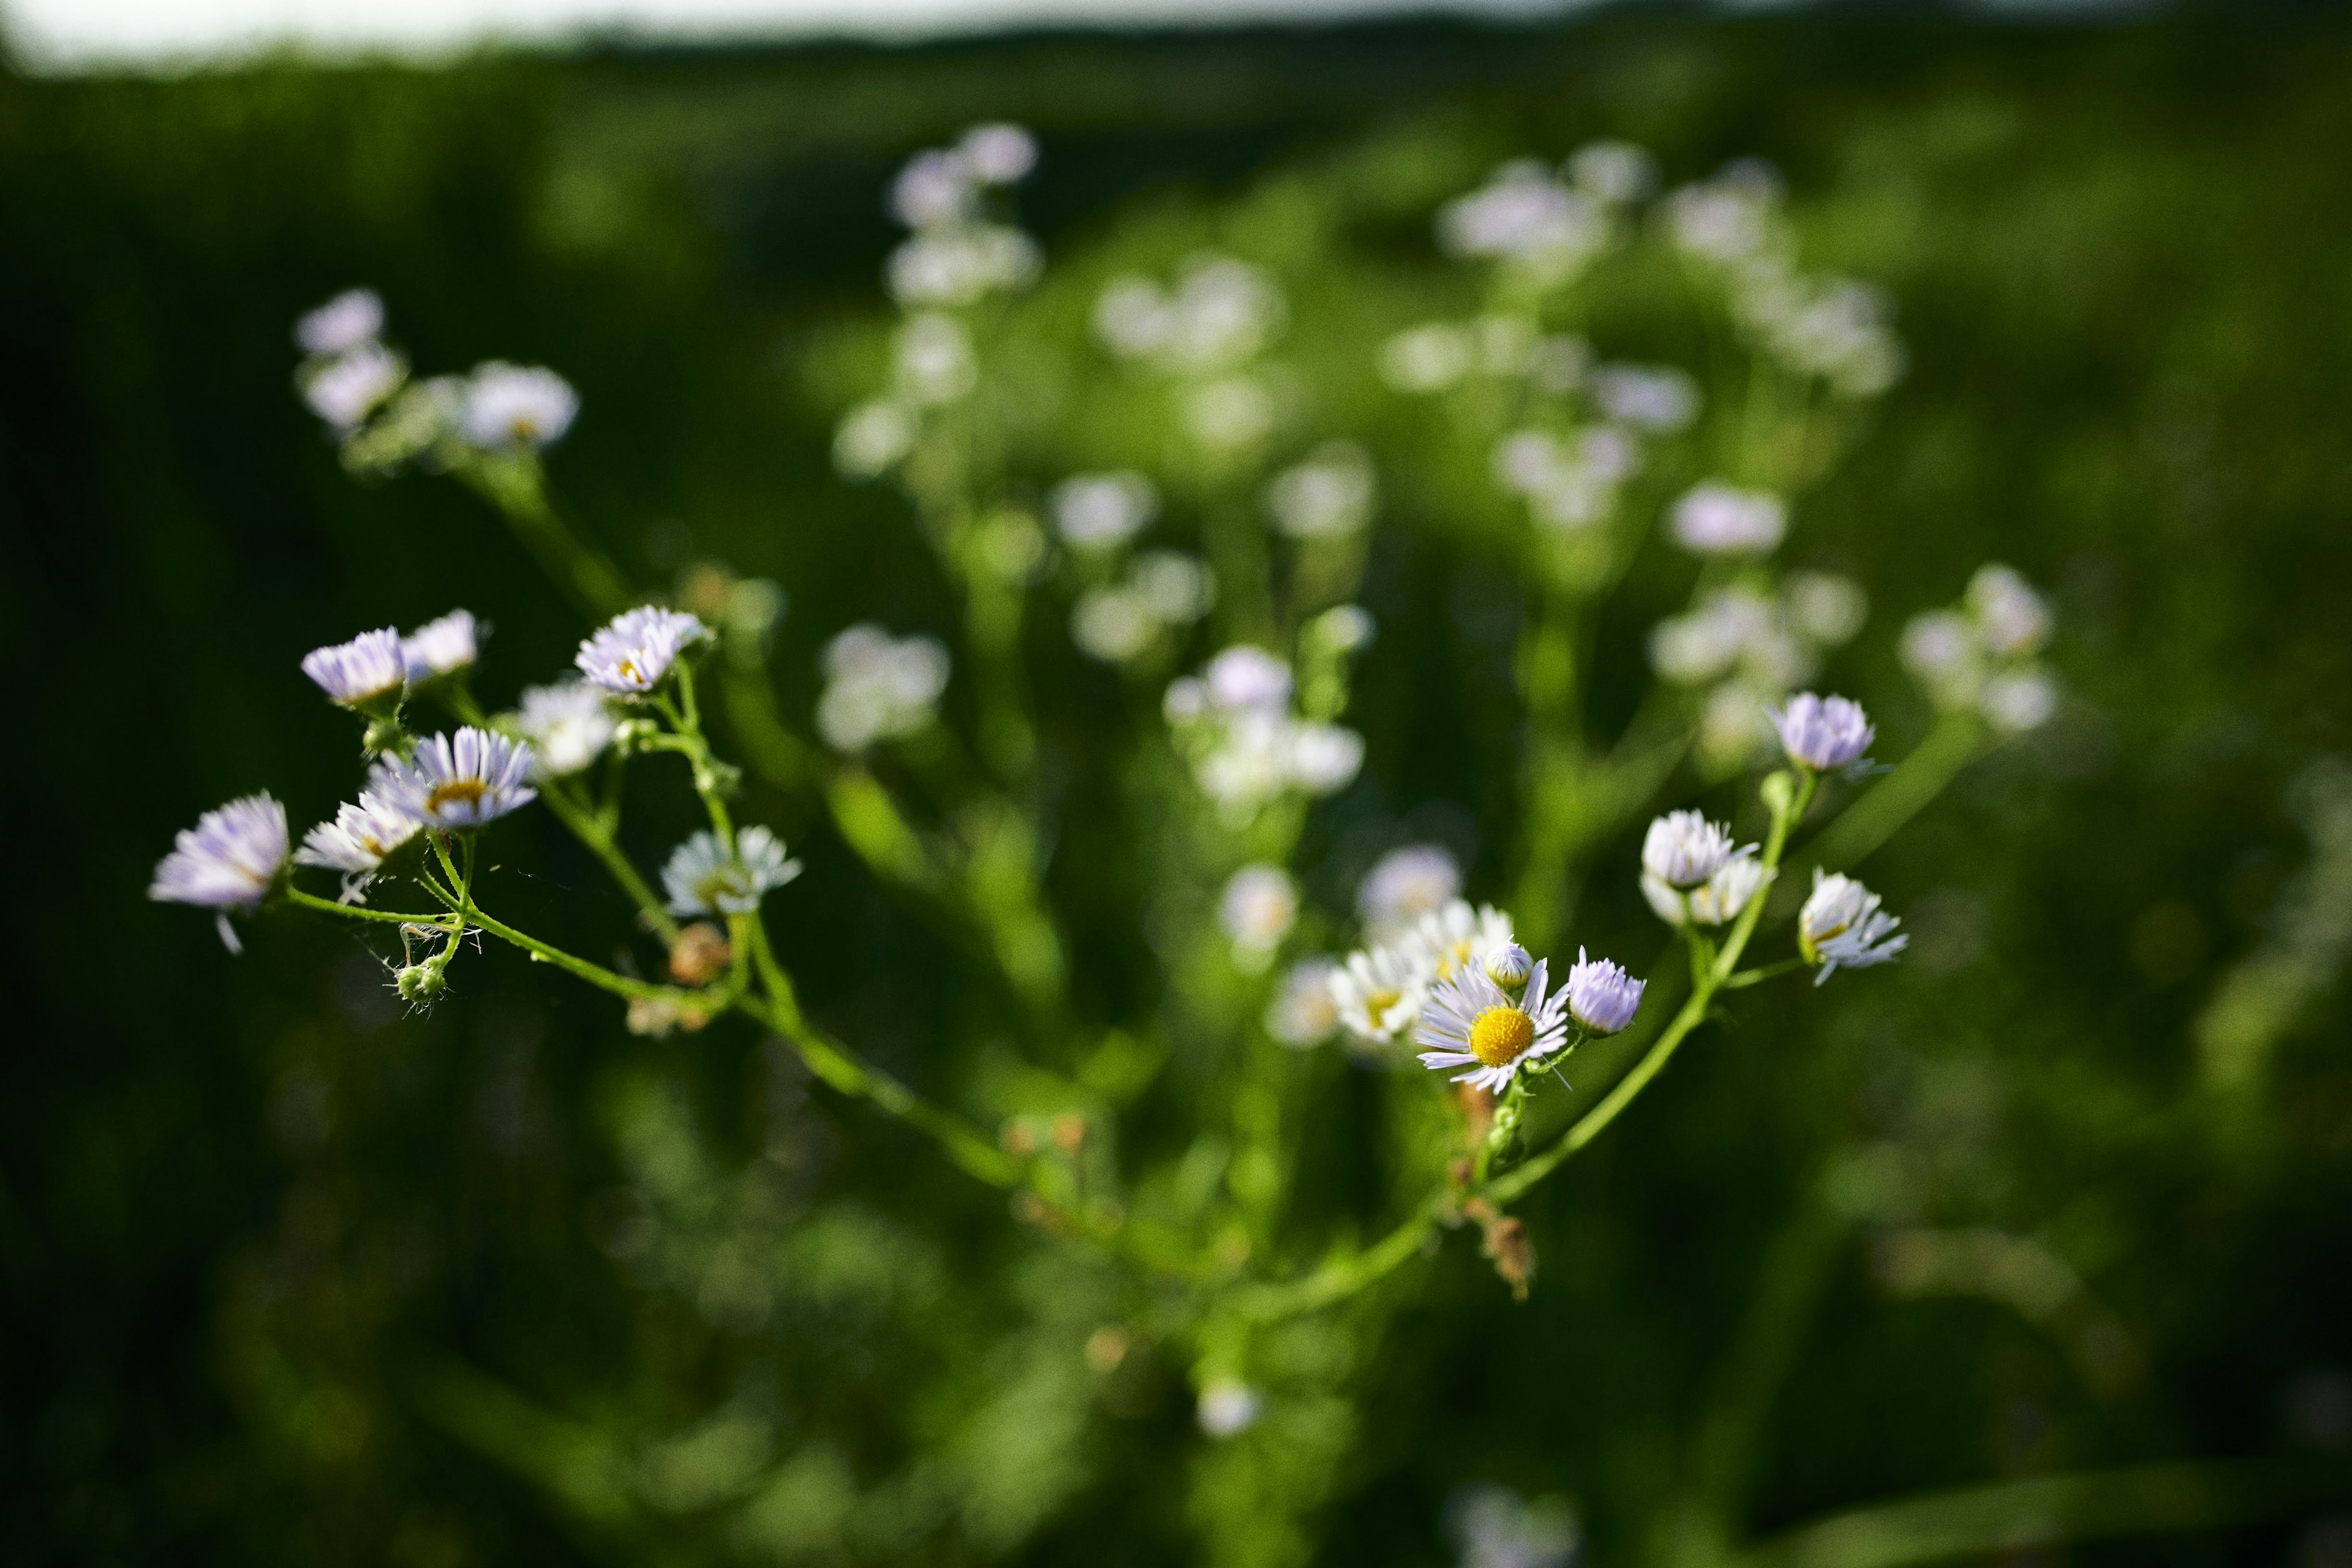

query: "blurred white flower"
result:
(1785, 571), (1869, 645)
(1205, 646), (1292, 712)
(461, 363), (578, 450)
(1219, 864), (1298, 959)
(1409, 899), (1516, 984)
(1332, 940), (1428, 1043)
(576, 606), (707, 695)
(1698, 682), (1780, 769)
(295, 791), (418, 902)
(1899, 609), (1986, 707)
(959, 122), (1038, 184)
(1093, 275), (1170, 358)
(1664, 162), (1783, 262)
(1071, 587), (1156, 663)
(1447, 1483), (1581, 1568)
(1266, 442), (1376, 538)
(1591, 364), (1699, 431)
(1188, 375), (1276, 451)
(886, 225), (1041, 307)
(1130, 551), (1215, 624)
(889, 146), (974, 230)
(834, 400), (917, 478)
(1051, 472), (1158, 551)
(516, 682), (617, 778)
(1380, 322), (1474, 392)
(1440, 161), (1604, 279)
(1983, 668), (2059, 733)
(817, 624), (951, 752)
(1196, 1380), (1262, 1438)
(1566, 139), (1658, 205)
(295, 287), (385, 357)
(1286, 722), (1365, 794)
(894, 314), (976, 405)
(150, 793), (289, 949)
(401, 609), (480, 684)
(302, 627), (407, 712)
(662, 825), (801, 918)
(1800, 869), (1908, 981)
(1968, 564), (2052, 657)
(303, 342), (406, 432)
(1672, 482), (1786, 556)
(1358, 845), (1461, 942)
(1265, 958), (1341, 1046)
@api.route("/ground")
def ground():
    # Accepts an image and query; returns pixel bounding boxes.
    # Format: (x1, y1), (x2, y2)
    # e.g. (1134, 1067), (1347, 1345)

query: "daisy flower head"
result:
(576, 606), (709, 695)
(1196, 1380), (1262, 1440)
(1670, 481), (1786, 556)
(1265, 958), (1341, 1047)
(1409, 900), (1516, 984)
(151, 793), (290, 933)
(1642, 810), (1738, 889)
(302, 341), (406, 431)
(1330, 943), (1430, 1045)
(959, 122), (1038, 185)
(461, 362), (579, 451)
(295, 287), (385, 357)
(1415, 956), (1571, 1094)
(402, 609), (480, 684)
(370, 726), (537, 830)
(294, 791), (421, 902)
(816, 624), (951, 752)
(1772, 692), (1874, 772)
(1642, 849), (1770, 929)
(1218, 864), (1298, 960)
(1565, 948), (1643, 1035)
(516, 682), (618, 778)
(1357, 845), (1463, 943)
(302, 627), (407, 715)
(1798, 870), (1908, 982)
(662, 826), (802, 918)
(1265, 441), (1376, 540)
(1967, 564), (2052, 658)
(1204, 645), (1293, 714)
(1050, 471), (1157, 552)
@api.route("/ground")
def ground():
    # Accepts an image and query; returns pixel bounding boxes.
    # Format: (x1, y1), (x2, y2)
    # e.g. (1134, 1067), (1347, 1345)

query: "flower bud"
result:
(667, 922), (732, 987)
(1483, 942), (1534, 991)
(396, 963), (445, 1005)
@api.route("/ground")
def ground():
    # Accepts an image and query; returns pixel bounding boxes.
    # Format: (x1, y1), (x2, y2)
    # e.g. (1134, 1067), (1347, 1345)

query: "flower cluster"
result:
(1639, 809), (1770, 929)
(816, 624), (951, 752)
(293, 288), (579, 472)
(662, 826), (802, 918)
(1164, 646), (1363, 816)
(1434, 147), (1648, 284)
(1900, 564), (2060, 733)
(1094, 254), (1286, 454)
(1264, 442), (1377, 540)
(1329, 882), (1524, 1049)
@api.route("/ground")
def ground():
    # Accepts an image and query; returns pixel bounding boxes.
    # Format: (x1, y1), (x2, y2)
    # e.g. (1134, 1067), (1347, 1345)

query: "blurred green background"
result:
(8, 7), (2352, 1564)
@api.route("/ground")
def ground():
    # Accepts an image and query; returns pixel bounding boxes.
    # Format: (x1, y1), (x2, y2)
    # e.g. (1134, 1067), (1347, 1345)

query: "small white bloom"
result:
(1566, 140), (1658, 205)
(1699, 684), (1779, 770)
(1591, 364), (1698, 432)
(662, 825), (802, 918)
(1286, 723), (1365, 795)
(1187, 376), (1275, 451)
(1415, 956), (1572, 1095)
(576, 606), (708, 695)
(516, 682), (618, 778)
(889, 147), (974, 230)
(1265, 958), (1341, 1047)
(1485, 942), (1534, 990)
(1163, 677), (1207, 725)
(1439, 162), (1602, 278)
(1093, 276), (1170, 358)
(295, 791), (420, 902)
(1982, 669), (2059, 733)
(886, 225), (1041, 306)
(301, 628), (407, 710)
(1379, 323), (1473, 392)
(1642, 810), (1738, 888)
(1071, 588), (1156, 663)
(1197, 1379), (1262, 1439)
(1052, 472), (1158, 551)
(1799, 869), (1908, 981)
(1219, 864), (1298, 958)
(461, 363), (578, 450)
(1332, 941), (1431, 1044)
(1449, 1483), (1582, 1568)
(401, 609), (480, 683)
(1968, 564), (2053, 657)
(1311, 604), (1376, 654)
(369, 726), (538, 830)
(1408, 900), (1516, 984)
(1565, 948), (1643, 1035)
(1900, 609), (1986, 708)
(834, 400), (918, 478)
(1357, 846), (1461, 942)
(817, 624), (950, 752)
(1204, 646), (1293, 713)
(1130, 551), (1215, 624)
(894, 314), (976, 405)
(295, 287), (384, 356)
(303, 342), (406, 432)
(959, 123), (1038, 184)
(1265, 442), (1376, 538)
(1785, 571), (1869, 645)
(1671, 482), (1786, 556)
(1639, 851), (1770, 929)
(1772, 692), (1874, 771)
(151, 793), (290, 951)
(1165, 257), (1283, 371)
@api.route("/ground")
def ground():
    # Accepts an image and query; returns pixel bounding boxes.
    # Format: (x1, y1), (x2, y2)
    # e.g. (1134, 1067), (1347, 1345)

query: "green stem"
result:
(464, 455), (631, 619)
(284, 885), (451, 926)
(1792, 713), (1983, 883)
(536, 780), (680, 943)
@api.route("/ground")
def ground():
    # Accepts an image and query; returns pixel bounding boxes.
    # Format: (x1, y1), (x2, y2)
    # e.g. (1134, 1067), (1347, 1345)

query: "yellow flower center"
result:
(1365, 987), (1401, 1017)
(1468, 1005), (1535, 1068)
(1434, 938), (1473, 980)
(426, 779), (487, 816)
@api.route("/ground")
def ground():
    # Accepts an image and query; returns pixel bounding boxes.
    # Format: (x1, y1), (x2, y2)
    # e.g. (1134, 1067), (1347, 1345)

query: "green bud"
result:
(1760, 770), (1796, 815)
(396, 963), (447, 1005)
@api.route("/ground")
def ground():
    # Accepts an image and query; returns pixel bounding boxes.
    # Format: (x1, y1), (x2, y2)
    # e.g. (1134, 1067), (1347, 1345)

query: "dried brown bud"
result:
(1479, 1213), (1536, 1303)
(1001, 1120), (1039, 1157)
(1084, 1325), (1132, 1374)
(1456, 1082), (1497, 1148)
(1050, 1112), (1088, 1153)
(668, 922), (733, 986)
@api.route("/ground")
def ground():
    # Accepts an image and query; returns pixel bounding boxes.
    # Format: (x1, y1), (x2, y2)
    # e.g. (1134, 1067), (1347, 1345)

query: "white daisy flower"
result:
(1204, 646), (1293, 712)
(1642, 851), (1771, 929)
(151, 793), (290, 951)
(1415, 957), (1572, 1095)
(303, 341), (406, 431)
(661, 826), (802, 918)
(516, 682), (618, 778)
(369, 726), (537, 830)
(460, 362), (579, 450)
(1439, 162), (1602, 273)
(894, 314), (976, 405)
(1286, 722), (1365, 796)
(1798, 870), (1908, 982)
(1409, 900), (1516, 984)
(816, 624), (951, 752)
(1591, 364), (1698, 432)
(1130, 552), (1214, 624)
(1982, 669), (2058, 733)
(301, 627), (407, 713)
(890, 147), (976, 230)
(1564, 948), (1643, 1035)
(1265, 442), (1376, 538)
(1771, 692), (1874, 771)
(1051, 472), (1158, 551)
(1379, 322), (1474, 393)
(1331, 943), (1429, 1044)
(1357, 845), (1462, 943)
(1671, 482), (1787, 556)
(576, 606), (708, 695)
(295, 287), (385, 356)
(1196, 1379), (1262, 1439)
(1967, 564), (2052, 657)
(834, 399), (918, 478)
(401, 609), (480, 684)
(1219, 864), (1297, 959)
(294, 791), (420, 902)
(1642, 810), (1738, 888)
(1566, 140), (1657, 205)
(959, 122), (1038, 184)
(1265, 958), (1341, 1047)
